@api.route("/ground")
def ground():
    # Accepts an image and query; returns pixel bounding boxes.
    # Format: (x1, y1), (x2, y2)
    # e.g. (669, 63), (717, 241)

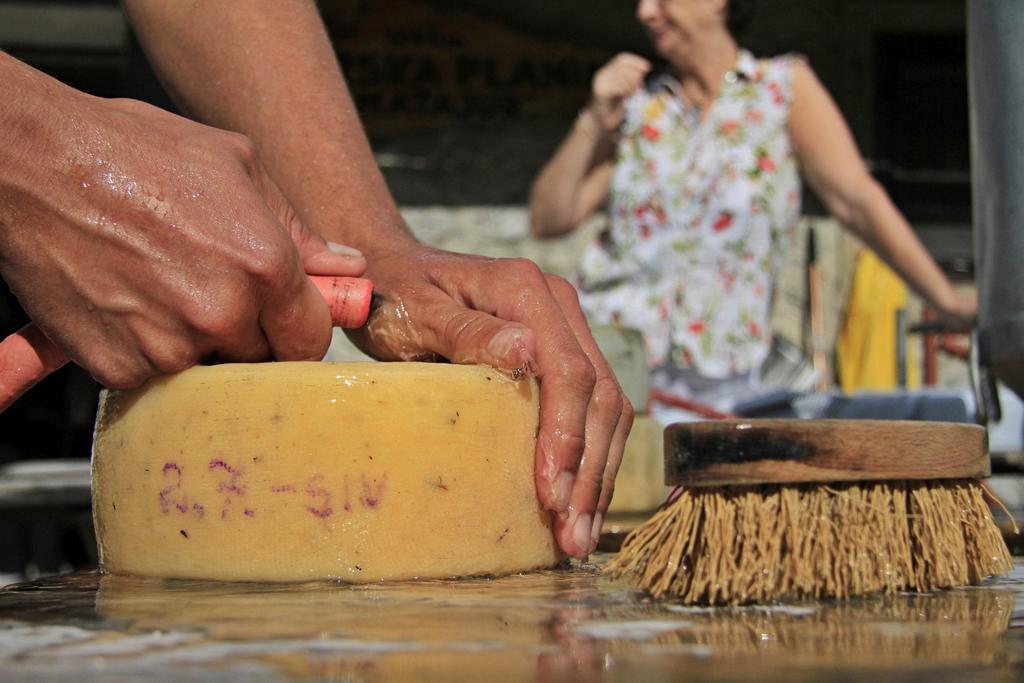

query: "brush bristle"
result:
(605, 479), (1014, 605)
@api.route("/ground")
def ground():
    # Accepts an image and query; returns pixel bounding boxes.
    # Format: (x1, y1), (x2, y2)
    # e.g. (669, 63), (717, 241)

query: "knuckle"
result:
(187, 299), (245, 340)
(575, 465), (605, 493)
(503, 257), (545, 281)
(545, 274), (581, 302)
(559, 354), (597, 393)
(602, 462), (618, 488)
(600, 483), (617, 510)
(441, 310), (483, 347)
(246, 244), (292, 286)
(124, 321), (195, 378)
(148, 342), (197, 375)
(591, 375), (625, 416)
(556, 431), (588, 466)
(223, 132), (260, 168)
(498, 259), (548, 311)
(94, 360), (145, 390)
(277, 202), (305, 237)
(620, 397), (636, 426)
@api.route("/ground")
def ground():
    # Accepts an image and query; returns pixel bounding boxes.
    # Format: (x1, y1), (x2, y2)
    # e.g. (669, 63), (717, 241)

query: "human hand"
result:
(935, 290), (978, 333)
(346, 243), (633, 559)
(585, 53), (651, 133)
(0, 73), (365, 389)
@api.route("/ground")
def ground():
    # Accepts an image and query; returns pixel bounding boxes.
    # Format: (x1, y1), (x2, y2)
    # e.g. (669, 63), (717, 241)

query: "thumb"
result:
(420, 306), (539, 376)
(253, 165), (367, 278)
(284, 212), (366, 277)
(300, 238), (367, 278)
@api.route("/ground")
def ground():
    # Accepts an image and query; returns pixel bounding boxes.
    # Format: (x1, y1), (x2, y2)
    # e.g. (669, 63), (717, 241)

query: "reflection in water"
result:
(0, 556), (1021, 682)
(652, 590), (1014, 663)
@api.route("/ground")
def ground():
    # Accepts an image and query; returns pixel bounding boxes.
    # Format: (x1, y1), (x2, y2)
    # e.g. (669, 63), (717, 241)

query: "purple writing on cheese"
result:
(159, 459), (388, 520)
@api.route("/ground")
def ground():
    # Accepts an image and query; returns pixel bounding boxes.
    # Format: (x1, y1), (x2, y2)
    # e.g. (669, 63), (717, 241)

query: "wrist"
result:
(574, 102), (611, 139)
(929, 285), (972, 323)
(308, 207), (419, 262)
(269, 137), (419, 259)
(297, 194), (420, 263)
(0, 55), (89, 222)
(0, 53), (97, 160)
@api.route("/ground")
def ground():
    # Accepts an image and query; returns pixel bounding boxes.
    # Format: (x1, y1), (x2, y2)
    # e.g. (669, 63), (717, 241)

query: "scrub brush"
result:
(606, 419), (1016, 605)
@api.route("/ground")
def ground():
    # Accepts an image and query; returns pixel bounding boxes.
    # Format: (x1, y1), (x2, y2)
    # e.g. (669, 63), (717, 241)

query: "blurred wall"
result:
(317, 0), (970, 227)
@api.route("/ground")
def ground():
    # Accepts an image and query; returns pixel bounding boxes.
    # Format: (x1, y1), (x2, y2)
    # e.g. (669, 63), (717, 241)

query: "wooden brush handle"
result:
(0, 275), (373, 414)
(664, 419), (989, 486)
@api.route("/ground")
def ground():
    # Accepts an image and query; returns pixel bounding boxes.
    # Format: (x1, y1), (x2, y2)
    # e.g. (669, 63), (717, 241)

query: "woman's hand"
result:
(935, 290), (978, 332)
(528, 54), (646, 238)
(586, 53), (652, 133)
(347, 244), (634, 559)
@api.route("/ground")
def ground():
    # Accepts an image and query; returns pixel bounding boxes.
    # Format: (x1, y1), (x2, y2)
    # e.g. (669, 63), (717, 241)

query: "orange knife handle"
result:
(310, 275), (375, 329)
(0, 323), (70, 414)
(0, 275), (373, 413)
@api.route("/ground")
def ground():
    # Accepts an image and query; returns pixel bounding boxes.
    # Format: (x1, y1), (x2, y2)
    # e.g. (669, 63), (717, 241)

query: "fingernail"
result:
(589, 512), (604, 553)
(573, 513), (592, 557)
(486, 327), (525, 360)
(484, 327), (537, 379)
(326, 241), (363, 257)
(553, 471), (574, 510)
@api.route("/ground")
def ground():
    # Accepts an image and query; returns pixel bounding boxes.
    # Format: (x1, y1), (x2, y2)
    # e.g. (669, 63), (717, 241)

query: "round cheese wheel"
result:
(92, 362), (562, 582)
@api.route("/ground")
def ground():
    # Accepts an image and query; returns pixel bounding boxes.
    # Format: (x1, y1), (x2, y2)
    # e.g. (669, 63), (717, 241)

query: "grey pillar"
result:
(969, 0), (1024, 398)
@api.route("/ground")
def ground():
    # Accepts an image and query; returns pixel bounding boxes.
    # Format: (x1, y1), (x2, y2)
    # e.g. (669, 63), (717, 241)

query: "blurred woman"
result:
(529, 0), (974, 422)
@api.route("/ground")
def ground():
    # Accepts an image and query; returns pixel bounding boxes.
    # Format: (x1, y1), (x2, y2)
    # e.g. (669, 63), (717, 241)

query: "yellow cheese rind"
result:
(607, 416), (668, 514)
(92, 362), (562, 582)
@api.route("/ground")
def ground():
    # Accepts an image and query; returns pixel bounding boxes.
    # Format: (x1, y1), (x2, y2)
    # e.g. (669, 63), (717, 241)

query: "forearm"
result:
(790, 62), (967, 320)
(845, 179), (962, 314)
(121, 0), (414, 258)
(529, 110), (612, 238)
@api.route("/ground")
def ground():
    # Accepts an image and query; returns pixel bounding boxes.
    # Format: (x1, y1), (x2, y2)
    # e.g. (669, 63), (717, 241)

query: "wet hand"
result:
(0, 82), (365, 389)
(345, 244), (634, 559)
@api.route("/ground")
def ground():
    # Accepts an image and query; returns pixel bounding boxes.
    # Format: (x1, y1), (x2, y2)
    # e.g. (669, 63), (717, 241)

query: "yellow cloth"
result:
(836, 249), (919, 391)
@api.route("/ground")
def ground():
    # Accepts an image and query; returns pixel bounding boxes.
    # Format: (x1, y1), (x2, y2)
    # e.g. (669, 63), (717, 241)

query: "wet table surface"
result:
(0, 555), (1021, 682)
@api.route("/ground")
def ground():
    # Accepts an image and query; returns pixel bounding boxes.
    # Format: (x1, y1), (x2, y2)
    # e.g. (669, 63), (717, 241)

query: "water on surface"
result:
(0, 555), (1021, 682)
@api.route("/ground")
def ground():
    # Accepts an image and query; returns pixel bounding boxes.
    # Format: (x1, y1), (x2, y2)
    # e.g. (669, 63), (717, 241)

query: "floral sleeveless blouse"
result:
(577, 50), (802, 378)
